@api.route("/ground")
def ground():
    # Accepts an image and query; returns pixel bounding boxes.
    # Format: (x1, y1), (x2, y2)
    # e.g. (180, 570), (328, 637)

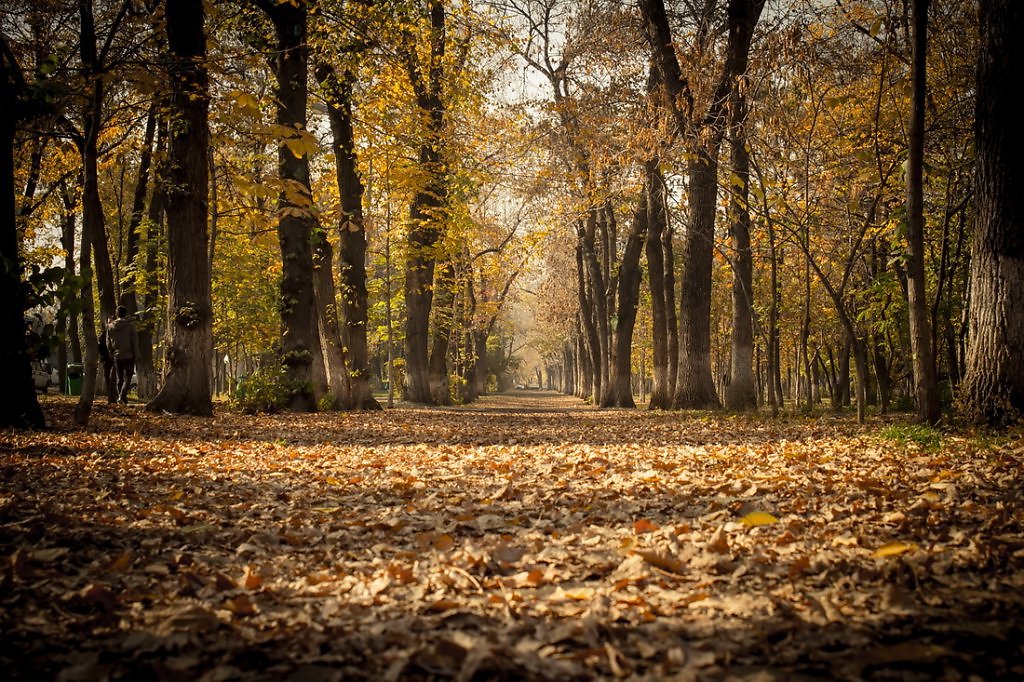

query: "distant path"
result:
(441, 389), (593, 414)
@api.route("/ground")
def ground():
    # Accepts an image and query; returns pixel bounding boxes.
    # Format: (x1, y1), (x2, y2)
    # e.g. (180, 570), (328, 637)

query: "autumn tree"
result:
(641, 0), (766, 409)
(959, 0), (1024, 426)
(396, 0), (450, 404)
(317, 62), (381, 410)
(252, 0), (320, 412)
(146, 0), (213, 416)
(904, 0), (939, 424)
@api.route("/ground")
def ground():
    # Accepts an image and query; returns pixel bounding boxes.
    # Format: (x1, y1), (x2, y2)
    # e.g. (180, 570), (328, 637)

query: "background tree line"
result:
(1, 0), (1020, 428)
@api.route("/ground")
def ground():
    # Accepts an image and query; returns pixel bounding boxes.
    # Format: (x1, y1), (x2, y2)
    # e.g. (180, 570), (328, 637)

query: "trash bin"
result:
(66, 363), (83, 396)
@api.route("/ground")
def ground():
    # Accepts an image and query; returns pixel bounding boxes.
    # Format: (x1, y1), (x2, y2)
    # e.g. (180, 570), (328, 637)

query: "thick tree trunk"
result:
(673, 151), (721, 408)
(960, 0), (1024, 425)
(0, 113), (44, 426)
(146, 0), (212, 416)
(261, 0), (317, 411)
(404, 216), (439, 404)
(402, 0), (447, 405)
(642, 0), (765, 410)
(906, 0), (940, 424)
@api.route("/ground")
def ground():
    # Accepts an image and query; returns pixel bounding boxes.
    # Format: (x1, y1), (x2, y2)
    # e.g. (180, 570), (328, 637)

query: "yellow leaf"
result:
(873, 542), (918, 558)
(740, 511), (778, 527)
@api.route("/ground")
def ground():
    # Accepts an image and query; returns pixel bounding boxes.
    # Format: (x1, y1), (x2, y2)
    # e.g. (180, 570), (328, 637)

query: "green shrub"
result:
(232, 364), (290, 414)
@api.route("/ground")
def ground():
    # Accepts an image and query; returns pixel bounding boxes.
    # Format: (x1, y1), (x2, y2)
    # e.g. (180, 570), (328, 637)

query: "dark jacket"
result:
(106, 318), (139, 360)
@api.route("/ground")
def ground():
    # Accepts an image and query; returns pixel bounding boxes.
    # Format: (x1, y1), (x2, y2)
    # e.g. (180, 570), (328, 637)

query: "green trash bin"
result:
(66, 363), (83, 396)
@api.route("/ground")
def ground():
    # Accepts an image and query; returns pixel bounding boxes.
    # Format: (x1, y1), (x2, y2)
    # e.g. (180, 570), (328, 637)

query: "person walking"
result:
(106, 306), (139, 405)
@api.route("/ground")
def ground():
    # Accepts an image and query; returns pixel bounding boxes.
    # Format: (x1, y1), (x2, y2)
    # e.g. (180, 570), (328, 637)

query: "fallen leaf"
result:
(873, 541), (918, 558)
(740, 511), (778, 527)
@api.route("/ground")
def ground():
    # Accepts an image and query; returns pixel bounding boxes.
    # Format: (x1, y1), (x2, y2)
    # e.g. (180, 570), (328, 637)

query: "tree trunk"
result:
(725, 87), (756, 410)
(604, 176), (650, 408)
(73, 0), (116, 425)
(641, 0), (766, 410)
(646, 160), (672, 409)
(146, 0), (212, 416)
(310, 225), (347, 407)
(136, 139), (164, 401)
(319, 65), (380, 410)
(0, 92), (44, 426)
(75, 0), (118, 326)
(120, 103), (156, 322)
(576, 236), (601, 402)
(260, 0), (317, 412)
(576, 316), (593, 399)
(581, 210), (610, 402)
(766, 220), (781, 416)
(402, 0), (447, 405)
(673, 151), (721, 408)
(73, 170), (100, 426)
(906, 0), (940, 424)
(428, 260), (455, 405)
(960, 0), (1024, 425)
(59, 181), (82, 365)
(664, 222), (678, 399)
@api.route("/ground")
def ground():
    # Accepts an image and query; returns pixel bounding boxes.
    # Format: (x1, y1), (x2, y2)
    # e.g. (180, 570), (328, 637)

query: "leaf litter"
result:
(1, 393), (1023, 680)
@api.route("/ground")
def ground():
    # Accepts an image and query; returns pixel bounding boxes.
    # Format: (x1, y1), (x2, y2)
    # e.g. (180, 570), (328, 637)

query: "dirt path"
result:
(1, 396), (1022, 680)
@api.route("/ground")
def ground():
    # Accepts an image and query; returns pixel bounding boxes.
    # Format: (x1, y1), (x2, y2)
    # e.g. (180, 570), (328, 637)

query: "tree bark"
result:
(604, 176), (650, 408)
(673, 151), (722, 408)
(0, 47), (45, 428)
(646, 160), (672, 409)
(576, 235), (601, 401)
(960, 0), (1024, 426)
(905, 0), (940, 424)
(257, 0), (317, 411)
(120, 102), (156, 322)
(136, 130), (164, 401)
(146, 0), (212, 416)
(725, 86), (756, 410)
(318, 65), (380, 410)
(641, 0), (766, 409)
(403, 0), (447, 404)
(428, 260), (455, 405)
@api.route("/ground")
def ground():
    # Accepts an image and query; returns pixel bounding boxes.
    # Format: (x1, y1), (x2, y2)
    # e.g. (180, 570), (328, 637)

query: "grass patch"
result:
(879, 422), (943, 451)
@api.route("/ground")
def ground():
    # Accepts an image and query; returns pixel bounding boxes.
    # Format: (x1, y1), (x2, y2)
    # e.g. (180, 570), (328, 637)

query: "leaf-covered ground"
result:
(2, 391), (1022, 681)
